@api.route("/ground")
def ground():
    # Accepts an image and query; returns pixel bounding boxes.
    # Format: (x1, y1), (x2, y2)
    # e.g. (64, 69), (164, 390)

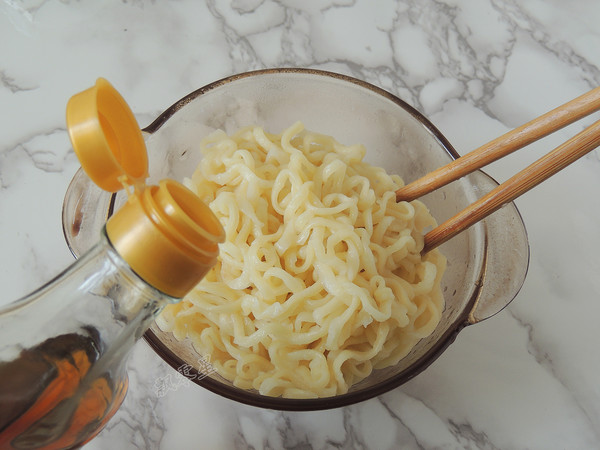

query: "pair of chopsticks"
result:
(394, 86), (600, 254)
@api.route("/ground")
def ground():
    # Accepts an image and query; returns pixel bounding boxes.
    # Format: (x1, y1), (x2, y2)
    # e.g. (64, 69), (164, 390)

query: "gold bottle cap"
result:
(66, 78), (224, 298)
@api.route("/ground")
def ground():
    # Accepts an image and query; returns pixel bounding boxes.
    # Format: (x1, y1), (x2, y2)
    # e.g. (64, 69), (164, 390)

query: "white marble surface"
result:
(1, 0), (600, 448)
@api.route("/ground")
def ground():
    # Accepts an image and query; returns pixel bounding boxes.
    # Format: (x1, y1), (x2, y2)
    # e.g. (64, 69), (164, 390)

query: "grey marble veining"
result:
(1, 0), (600, 448)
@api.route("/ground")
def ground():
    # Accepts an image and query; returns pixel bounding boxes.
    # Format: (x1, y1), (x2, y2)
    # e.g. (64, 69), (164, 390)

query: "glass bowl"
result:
(62, 68), (529, 411)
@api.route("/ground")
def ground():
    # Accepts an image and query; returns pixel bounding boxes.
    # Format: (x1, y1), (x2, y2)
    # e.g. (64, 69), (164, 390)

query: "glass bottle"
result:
(0, 79), (224, 449)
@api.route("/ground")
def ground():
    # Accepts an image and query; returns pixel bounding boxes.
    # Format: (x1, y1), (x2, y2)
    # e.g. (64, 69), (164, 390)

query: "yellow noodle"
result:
(156, 122), (446, 398)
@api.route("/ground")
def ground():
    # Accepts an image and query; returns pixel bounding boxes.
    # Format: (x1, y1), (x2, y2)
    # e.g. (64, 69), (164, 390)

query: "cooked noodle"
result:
(156, 122), (446, 398)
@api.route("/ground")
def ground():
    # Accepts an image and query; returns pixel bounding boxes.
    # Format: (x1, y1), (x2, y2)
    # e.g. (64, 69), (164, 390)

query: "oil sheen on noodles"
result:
(156, 122), (446, 399)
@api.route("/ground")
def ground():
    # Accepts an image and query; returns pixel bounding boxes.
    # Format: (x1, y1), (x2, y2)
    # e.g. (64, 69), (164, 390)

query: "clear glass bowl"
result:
(62, 69), (529, 411)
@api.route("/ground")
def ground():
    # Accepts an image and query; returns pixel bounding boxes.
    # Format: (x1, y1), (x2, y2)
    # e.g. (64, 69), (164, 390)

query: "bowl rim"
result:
(143, 67), (463, 163)
(138, 67), (491, 410)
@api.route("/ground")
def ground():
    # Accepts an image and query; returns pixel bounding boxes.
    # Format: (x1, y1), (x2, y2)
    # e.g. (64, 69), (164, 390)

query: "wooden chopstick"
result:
(396, 86), (600, 202)
(422, 118), (600, 253)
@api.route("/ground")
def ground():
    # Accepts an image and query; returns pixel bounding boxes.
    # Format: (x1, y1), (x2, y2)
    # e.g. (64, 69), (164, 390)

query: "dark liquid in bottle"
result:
(0, 328), (128, 449)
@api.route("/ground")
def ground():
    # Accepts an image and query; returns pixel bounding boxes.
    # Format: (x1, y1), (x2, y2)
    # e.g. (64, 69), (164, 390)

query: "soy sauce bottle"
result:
(0, 79), (224, 449)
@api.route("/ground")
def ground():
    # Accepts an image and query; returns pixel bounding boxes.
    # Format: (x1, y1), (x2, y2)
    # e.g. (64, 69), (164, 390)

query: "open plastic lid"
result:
(66, 78), (225, 298)
(67, 78), (149, 193)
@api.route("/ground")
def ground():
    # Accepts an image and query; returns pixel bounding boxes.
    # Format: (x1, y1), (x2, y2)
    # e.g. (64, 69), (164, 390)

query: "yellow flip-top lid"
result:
(66, 78), (224, 298)
(67, 78), (149, 192)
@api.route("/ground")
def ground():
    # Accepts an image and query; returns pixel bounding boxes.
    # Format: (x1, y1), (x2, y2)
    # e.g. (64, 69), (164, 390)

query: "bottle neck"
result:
(83, 227), (181, 346)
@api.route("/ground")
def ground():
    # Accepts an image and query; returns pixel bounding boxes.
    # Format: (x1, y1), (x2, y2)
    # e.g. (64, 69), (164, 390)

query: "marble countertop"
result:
(2, 0), (600, 448)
